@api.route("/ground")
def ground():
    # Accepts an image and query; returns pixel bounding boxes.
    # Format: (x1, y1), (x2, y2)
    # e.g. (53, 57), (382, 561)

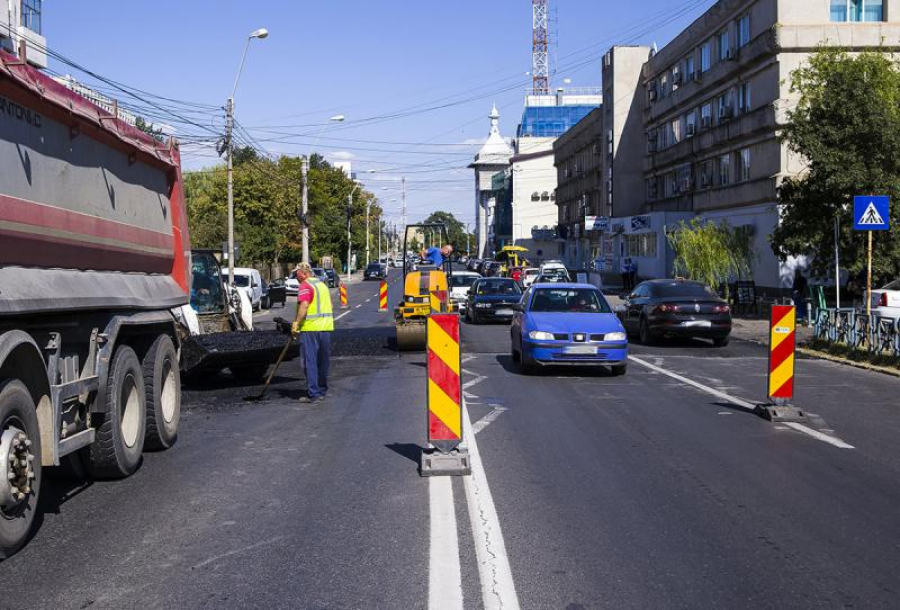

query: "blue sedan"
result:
(510, 283), (628, 375)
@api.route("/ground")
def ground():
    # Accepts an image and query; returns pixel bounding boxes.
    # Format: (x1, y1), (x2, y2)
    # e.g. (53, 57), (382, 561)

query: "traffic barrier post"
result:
(340, 284), (348, 309)
(756, 305), (807, 422)
(430, 290), (449, 314)
(420, 312), (471, 476)
(379, 281), (388, 312)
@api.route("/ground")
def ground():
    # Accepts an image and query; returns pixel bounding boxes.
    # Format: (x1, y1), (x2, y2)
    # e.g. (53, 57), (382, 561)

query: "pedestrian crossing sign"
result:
(853, 196), (890, 231)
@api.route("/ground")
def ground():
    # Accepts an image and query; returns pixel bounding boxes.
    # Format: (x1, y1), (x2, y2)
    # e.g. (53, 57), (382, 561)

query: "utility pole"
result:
(225, 97), (235, 285)
(346, 195), (352, 283)
(365, 200), (371, 267)
(466, 222), (471, 255)
(401, 176), (407, 230)
(301, 156), (309, 265)
(377, 217), (382, 264)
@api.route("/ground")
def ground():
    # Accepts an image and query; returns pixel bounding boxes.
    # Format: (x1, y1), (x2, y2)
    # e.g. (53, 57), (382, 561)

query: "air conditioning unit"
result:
(681, 178), (694, 192)
(701, 116), (711, 129)
(649, 87), (658, 101)
(719, 106), (734, 120)
(725, 48), (736, 61)
(673, 71), (683, 85)
(686, 123), (696, 137)
(692, 71), (702, 82)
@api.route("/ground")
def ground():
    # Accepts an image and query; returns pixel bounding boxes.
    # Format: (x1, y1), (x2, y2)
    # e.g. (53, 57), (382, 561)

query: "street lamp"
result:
(225, 27), (268, 286)
(302, 114), (346, 264)
(347, 182), (362, 282)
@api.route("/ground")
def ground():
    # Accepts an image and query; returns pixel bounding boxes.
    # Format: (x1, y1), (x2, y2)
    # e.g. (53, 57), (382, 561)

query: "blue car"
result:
(510, 283), (628, 375)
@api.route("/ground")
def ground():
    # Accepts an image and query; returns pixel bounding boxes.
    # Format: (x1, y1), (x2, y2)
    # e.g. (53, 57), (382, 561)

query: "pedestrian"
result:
(620, 257), (632, 292)
(419, 244), (454, 268)
(291, 262), (334, 403)
(628, 259), (639, 291)
(791, 268), (809, 323)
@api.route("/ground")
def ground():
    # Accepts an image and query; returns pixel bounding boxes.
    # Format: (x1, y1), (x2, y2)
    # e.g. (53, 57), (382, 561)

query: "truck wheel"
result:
(230, 364), (269, 384)
(143, 335), (180, 451)
(87, 346), (146, 479)
(0, 379), (41, 559)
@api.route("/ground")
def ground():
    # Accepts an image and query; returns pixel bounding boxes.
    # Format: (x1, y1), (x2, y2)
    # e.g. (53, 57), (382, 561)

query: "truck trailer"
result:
(0, 49), (191, 557)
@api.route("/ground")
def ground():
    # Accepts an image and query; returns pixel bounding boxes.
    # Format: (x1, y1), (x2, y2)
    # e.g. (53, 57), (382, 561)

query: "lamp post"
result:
(347, 182), (361, 283)
(226, 27), (268, 286)
(302, 114), (345, 265)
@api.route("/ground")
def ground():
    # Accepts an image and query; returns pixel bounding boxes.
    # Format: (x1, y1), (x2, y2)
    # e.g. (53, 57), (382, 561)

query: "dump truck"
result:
(0, 49), (287, 557)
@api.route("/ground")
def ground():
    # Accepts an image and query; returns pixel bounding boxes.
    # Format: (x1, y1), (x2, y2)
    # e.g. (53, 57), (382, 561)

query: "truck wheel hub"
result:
(0, 427), (35, 509)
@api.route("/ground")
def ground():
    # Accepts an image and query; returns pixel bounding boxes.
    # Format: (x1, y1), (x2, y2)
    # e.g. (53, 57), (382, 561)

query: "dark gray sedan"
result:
(619, 279), (732, 347)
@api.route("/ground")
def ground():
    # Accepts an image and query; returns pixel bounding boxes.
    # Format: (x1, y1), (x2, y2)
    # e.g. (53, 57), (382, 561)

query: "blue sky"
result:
(45, 0), (716, 226)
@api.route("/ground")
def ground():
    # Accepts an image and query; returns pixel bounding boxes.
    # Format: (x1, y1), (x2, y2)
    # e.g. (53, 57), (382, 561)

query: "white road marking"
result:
(462, 401), (521, 610)
(463, 373), (487, 390)
(472, 404), (508, 435)
(428, 477), (464, 610)
(628, 355), (855, 450)
(335, 310), (351, 321)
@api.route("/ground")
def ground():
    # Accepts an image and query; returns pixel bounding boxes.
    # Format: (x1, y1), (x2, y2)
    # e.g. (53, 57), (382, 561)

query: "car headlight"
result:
(604, 331), (627, 342)
(528, 330), (555, 341)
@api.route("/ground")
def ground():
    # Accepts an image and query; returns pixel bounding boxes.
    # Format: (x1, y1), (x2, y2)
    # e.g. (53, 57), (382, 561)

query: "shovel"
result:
(243, 338), (293, 402)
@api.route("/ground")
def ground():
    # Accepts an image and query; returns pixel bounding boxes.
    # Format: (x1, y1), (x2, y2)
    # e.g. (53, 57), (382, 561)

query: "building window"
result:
(660, 72), (669, 97)
(672, 118), (681, 144)
(672, 65), (681, 91)
(700, 160), (714, 188)
(738, 14), (751, 47)
(701, 42), (712, 72)
(666, 172), (678, 197)
(625, 233), (657, 258)
(685, 110), (697, 136)
(738, 82), (751, 113)
(701, 103), (712, 128)
(719, 30), (731, 61)
(831, 0), (883, 21)
(719, 154), (731, 186)
(685, 55), (695, 79)
(21, 0), (42, 34)
(718, 92), (734, 121)
(739, 148), (751, 181)
(647, 178), (658, 200)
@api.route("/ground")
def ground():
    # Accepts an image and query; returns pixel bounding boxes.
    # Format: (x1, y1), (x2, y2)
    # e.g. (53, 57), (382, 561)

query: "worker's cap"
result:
(293, 262), (313, 276)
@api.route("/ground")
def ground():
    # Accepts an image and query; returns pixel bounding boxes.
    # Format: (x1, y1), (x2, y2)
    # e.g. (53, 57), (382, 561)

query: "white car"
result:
(871, 279), (900, 323)
(449, 271), (481, 313)
(231, 267), (263, 311)
(521, 267), (540, 288)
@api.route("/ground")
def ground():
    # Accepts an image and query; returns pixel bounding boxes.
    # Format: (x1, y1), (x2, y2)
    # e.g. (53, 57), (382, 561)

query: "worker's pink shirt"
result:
(297, 281), (314, 304)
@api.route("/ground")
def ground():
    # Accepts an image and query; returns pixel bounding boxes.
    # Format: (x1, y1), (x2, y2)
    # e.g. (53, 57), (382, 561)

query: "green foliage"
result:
(667, 219), (756, 293)
(184, 154), (381, 270)
(774, 47), (900, 282)
(134, 116), (164, 142)
(420, 211), (474, 252)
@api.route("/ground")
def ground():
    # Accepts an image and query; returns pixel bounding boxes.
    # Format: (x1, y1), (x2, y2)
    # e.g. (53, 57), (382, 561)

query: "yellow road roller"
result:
(395, 223), (455, 351)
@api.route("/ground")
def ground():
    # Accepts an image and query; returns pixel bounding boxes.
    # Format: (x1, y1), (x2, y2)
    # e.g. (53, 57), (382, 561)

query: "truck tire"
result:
(0, 379), (41, 559)
(143, 335), (180, 451)
(86, 346), (146, 479)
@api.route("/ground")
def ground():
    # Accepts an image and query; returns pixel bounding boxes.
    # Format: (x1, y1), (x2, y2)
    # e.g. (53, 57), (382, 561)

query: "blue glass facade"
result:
(517, 105), (598, 138)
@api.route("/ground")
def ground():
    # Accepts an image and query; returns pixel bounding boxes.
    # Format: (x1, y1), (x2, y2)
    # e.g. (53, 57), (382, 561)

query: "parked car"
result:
(262, 278), (287, 309)
(364, 262), (387, 280)
(312, 267), (329, 285)
(449, 271), (481, 314)
(619, 279), (732, 346)
(465, 277), (522, 324)
(539, 261), (568, 278)
(277, 275), (300, 297)
(871, 279), (900, 323)
(510, 283), (628, 375)
(324, 268), (340, 288)
(231, 267), (263, 311)
(521, 267), (540, 288)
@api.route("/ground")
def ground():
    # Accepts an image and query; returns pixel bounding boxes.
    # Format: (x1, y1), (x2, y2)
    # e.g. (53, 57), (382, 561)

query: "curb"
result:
(795, 346), (900, 379)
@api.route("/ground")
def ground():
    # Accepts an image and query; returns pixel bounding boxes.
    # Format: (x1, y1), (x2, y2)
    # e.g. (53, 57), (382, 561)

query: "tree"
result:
(421, 211), (474, 252)
(773, 48), (900, 282)
(667, 219), (755, 294)
(134, 116), (164, 142)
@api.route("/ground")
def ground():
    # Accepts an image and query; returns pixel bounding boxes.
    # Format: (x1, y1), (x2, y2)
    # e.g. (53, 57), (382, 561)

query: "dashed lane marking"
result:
(471, 404), (508, 436)
(628, 355), (854, 450)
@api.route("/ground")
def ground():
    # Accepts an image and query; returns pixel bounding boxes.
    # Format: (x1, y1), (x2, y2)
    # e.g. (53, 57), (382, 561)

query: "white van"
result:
(231, 267), (263, 311)
(539, 261), (568, 276)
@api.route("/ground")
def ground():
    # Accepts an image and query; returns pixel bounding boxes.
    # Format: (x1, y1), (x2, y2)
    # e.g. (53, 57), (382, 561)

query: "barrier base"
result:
(755, 403), (808, 423)
(419, 447), (471, 477)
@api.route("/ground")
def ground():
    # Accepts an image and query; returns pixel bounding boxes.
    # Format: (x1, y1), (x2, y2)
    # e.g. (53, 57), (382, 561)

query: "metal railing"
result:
(813, 308), (900, 357)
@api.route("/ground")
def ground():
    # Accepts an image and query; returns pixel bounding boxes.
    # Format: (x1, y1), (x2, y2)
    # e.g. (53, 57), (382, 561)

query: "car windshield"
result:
(882, 279), (900, 291)
(232, 275), (251, 287)
(450, 275), (478, 288)
(529, 288), (610, 313)
(651, 281), (718, 298)
(476, 280), (521, 296)
(190, 254), (226, 314)
(536, 275), (564, 283)
(366, 264), (381, 271)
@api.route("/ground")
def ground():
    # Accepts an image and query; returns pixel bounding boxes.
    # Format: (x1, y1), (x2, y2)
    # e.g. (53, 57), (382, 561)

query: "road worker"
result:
(291, 262), (334, 403)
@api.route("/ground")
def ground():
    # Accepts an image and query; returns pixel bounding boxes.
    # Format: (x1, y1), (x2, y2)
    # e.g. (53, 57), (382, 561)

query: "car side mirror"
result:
(512, 303), (524, 312)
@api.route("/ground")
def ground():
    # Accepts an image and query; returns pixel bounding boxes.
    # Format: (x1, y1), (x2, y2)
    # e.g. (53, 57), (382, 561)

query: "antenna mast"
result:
(532, 0), (550, 94)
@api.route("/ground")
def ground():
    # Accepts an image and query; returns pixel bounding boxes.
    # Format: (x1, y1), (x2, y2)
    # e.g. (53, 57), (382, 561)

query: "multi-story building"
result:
(0, 0), (46, 69)
(641, 0), (897, 289)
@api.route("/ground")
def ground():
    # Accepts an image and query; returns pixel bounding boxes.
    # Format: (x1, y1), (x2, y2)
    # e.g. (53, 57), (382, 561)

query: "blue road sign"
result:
(853, 196), (890, 231)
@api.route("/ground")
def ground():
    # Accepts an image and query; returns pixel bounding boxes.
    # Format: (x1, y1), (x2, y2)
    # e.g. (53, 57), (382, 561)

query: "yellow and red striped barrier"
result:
(768, 305), (796, 402)
(426, 313), (462, 453)
(379, 280), (388, 312)
(430, 289), (448, 314)
(339, 284), (348, 309)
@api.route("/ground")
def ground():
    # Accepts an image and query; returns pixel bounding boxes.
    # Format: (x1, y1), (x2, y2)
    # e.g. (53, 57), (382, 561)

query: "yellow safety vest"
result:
(301, 278), (334, 332)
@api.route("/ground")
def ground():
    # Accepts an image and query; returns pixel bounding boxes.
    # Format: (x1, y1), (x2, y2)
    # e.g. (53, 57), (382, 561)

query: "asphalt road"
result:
(1, 271), (899, 609)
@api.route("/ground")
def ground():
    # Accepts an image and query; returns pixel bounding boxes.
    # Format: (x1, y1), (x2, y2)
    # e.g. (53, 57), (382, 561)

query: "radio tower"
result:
(532, 0), (550, 94)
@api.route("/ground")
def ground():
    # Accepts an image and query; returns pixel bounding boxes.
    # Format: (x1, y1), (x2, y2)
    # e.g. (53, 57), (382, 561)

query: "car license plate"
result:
(564, 345), (597, 355)
(495, 308), (513, 316)
(685, 320), (712, 327)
